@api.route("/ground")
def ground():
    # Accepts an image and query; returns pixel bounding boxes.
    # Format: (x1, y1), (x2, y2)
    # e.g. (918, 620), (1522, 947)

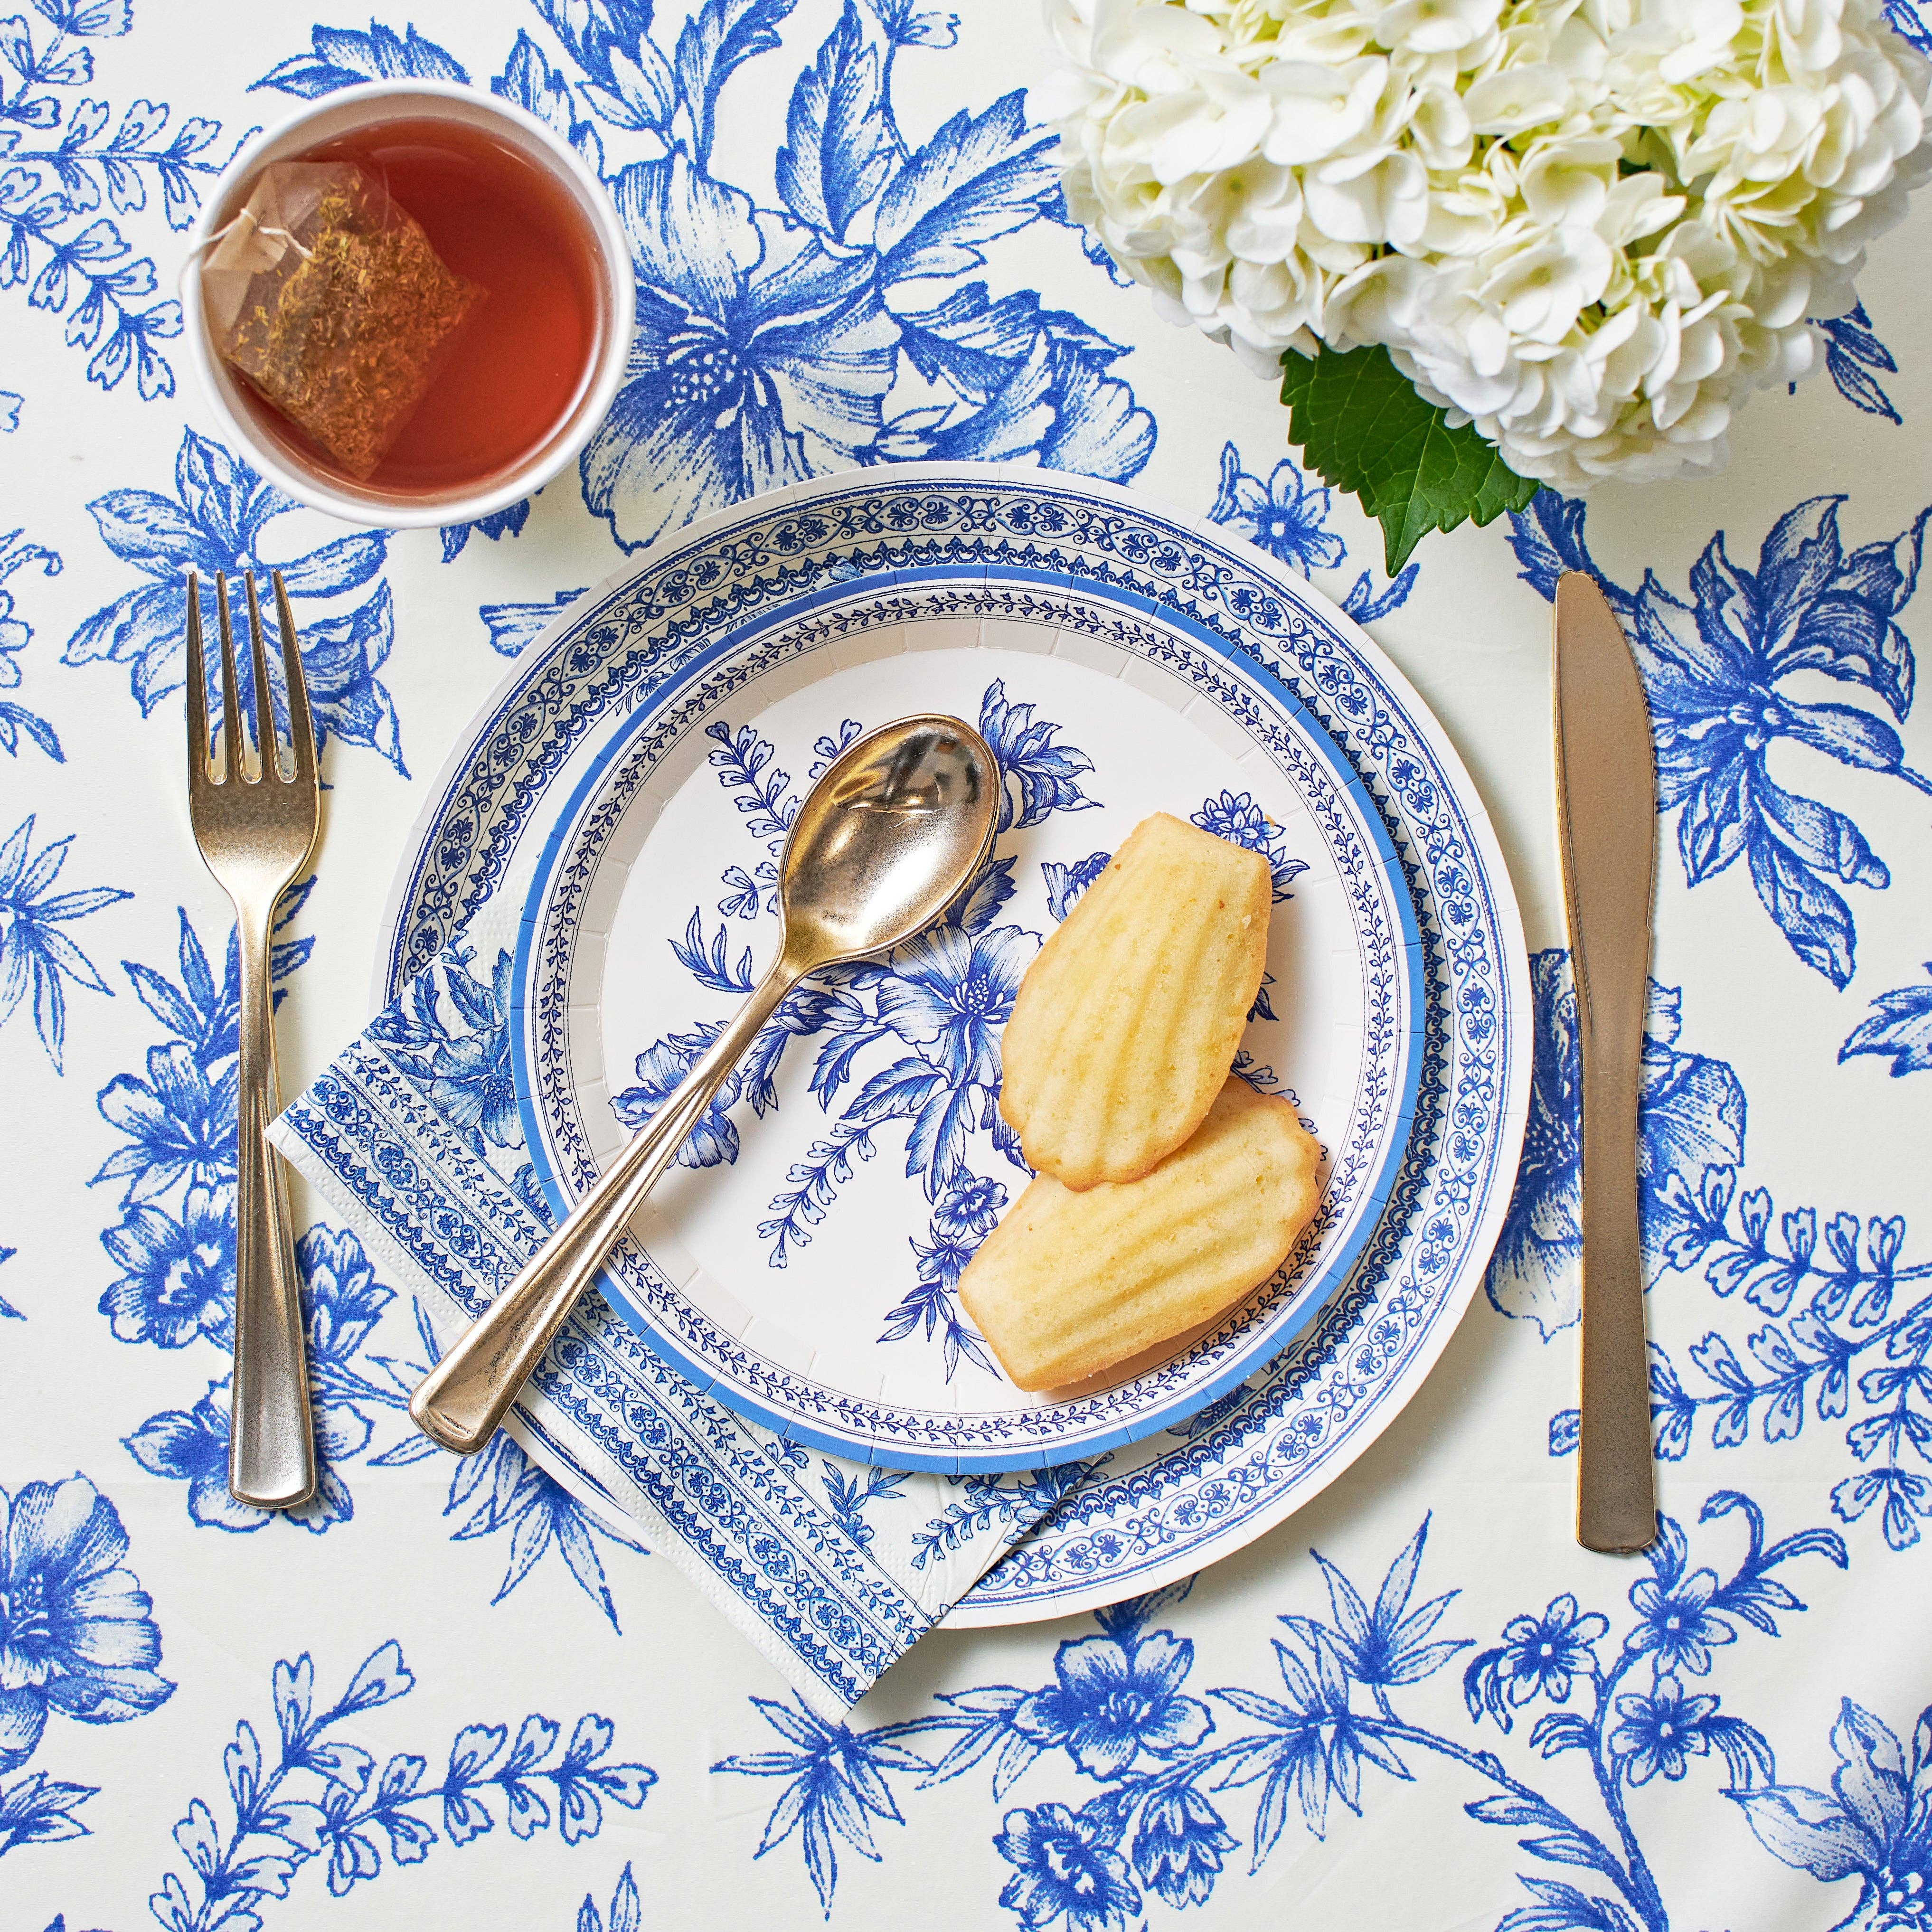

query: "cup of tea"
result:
(183, 79), (633, 529)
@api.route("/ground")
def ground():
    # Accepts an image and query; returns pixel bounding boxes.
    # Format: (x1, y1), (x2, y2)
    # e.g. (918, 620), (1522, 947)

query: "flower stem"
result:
(1366, 1720), (1661, 1931)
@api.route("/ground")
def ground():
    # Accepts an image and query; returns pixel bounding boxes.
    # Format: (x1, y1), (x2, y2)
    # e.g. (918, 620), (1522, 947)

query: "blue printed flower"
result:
(1208, 443), (1345, 575)
(995, 1802), (1141, 1932)
(1480, 1595), (1609, 1713)
(1131, 1786), (1235, 1909)
(297, 1227), (393, 1386)
(0, 815), (129, 1072)
(122, 1381), (359, 1535)
(614, 1022), (742, 1168)
(932, 1175), (1008, 1244)
(63, 430), (403, 770)
(877, 924), (1033, 1092)
(91, 1042), (235, 1205)
(370, 946), (524, 1159)
(1190, 789), (1308, 902)
(0, 1474), (173, 1771)
(1733, 1697), (1932, 1922)
(1629, 1568), (1736, 1677)
(582, 152), (897, 552)
(97, 1184), (234, 1349)
(980, 680), (1100, 833)
(1609, 1675), (1719, 1784)
(1014, 1633), (1211, 1780)
(424, 954), (519, 1151)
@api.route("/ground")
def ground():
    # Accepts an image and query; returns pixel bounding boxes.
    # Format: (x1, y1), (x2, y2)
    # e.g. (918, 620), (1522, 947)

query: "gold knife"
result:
(1553, 571), (1657, 1555)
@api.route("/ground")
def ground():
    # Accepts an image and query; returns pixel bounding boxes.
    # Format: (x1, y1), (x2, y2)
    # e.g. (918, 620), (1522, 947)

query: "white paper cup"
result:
(183, 79), (632, 529)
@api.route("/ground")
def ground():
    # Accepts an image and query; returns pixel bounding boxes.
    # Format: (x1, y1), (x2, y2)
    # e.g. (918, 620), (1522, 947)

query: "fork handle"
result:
(229, 897), (317, 1509)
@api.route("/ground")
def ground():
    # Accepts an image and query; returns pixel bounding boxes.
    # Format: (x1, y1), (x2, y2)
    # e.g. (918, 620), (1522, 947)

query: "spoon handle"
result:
(410, 961), (799, 1454)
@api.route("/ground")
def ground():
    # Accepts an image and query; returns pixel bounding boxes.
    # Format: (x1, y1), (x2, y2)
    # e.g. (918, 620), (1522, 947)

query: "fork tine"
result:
(243, 572), (281, 782)
(185, 574), (210, 791)
(270, 570), (314, 786)
(214, 571), (244, 784)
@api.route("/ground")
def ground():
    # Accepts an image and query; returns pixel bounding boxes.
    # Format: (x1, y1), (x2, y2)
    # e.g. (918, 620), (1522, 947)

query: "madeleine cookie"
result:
(999, 812), (1271, 1189)
(961, 1078), (1320, 1392)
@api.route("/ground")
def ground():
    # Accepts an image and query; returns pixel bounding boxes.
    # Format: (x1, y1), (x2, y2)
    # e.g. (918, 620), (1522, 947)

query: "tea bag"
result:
(202, 161), (482, 480)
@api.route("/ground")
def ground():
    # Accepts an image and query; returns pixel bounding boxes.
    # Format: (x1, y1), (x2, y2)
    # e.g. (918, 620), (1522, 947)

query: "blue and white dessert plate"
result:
(509, 570), (1420, 1470)
(377, 467), (1529, 1612)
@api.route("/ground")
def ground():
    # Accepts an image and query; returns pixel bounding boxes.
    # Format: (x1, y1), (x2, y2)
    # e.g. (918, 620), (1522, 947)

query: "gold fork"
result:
(186, 570), (320, 1509)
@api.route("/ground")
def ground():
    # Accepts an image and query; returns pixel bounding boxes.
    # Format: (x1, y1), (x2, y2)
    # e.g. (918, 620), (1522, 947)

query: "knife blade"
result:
(1553, 570), (1657, 1555)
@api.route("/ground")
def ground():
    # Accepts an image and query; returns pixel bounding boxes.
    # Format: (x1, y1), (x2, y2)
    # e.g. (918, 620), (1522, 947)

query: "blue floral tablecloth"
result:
(3, 2), (1929, 1928)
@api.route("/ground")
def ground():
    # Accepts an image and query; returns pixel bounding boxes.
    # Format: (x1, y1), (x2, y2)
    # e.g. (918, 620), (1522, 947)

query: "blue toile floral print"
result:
(86, 906), (642, 1616)
(64, 430), (404, 770)
(0, 1472), (172, 1860)
(0, 1), (233, 400)
(1207, 442), (1418, 625)
(144, 1641), (654, 1924)
(0, 814), (131, 1071)
(716, 1491), (1845, 1925)
(1, 0), (1926, 1919)
(0, 527), (63, 762)
(1489, 947), (1932, 1553)
(1735, 1694), (1932, 1927)
(254, 2), (1156, 568)
(1510, 490), (1930, 989)
(1485, 952), (1744, 1339)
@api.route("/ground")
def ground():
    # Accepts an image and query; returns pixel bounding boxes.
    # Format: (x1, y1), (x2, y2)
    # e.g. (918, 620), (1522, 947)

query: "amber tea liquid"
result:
(249, 115), (606, 496)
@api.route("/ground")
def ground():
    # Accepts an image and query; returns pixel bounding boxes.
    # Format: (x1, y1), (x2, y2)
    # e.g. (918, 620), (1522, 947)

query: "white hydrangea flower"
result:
(1045, 0), (1932, 488)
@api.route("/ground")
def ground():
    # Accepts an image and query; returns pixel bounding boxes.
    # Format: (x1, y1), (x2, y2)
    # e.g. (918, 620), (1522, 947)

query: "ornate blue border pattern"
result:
(379, 466), (1530, 1621)
(510, 572), (1418, 1469)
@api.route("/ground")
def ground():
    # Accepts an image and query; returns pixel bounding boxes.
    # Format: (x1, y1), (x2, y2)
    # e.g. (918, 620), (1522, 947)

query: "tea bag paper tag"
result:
(199, 163), (339, 336)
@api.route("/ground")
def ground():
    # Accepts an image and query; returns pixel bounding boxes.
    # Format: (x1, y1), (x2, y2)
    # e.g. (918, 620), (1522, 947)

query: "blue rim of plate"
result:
(376, 463), (1528, 1621)
(508, 561), (1423, 1472)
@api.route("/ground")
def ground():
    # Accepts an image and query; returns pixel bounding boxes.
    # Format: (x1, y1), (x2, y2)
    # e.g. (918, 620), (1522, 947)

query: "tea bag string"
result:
(179, 204), (315, 294)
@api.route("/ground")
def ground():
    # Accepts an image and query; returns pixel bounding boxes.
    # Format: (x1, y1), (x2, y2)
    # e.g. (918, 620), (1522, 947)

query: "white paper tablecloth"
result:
(3, 2), (1928, 1927)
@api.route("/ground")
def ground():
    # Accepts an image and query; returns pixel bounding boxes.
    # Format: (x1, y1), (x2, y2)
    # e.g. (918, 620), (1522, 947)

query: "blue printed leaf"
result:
(252, 22), (468, 97)
(1840, 964), (1932, 1077)
(1746, 828), (1857, 988)
(775, 3), (894, 241)
(674, 0), (799, 161)
(872, 92), (1056, 287)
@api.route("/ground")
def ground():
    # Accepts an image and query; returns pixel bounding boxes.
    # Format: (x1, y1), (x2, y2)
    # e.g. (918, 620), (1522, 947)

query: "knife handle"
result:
(1576, 1014), (1656, 1553)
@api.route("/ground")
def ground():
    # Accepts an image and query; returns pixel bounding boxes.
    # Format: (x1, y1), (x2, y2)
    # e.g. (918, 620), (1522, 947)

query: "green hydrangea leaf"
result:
(1279, 343), (1538, 574)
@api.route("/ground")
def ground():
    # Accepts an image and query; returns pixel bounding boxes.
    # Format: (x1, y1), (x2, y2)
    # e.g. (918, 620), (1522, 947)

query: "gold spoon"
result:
(409, 712), (1001, 1454)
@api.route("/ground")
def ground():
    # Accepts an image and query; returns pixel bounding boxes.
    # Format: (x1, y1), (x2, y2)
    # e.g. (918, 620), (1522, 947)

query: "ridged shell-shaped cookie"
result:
(960, 1078), (1322, 1392)
(999, 812), (1271, 1188)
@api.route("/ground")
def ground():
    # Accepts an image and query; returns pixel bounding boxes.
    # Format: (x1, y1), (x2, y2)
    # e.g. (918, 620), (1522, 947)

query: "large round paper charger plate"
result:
(377, 466), (1530, 1617)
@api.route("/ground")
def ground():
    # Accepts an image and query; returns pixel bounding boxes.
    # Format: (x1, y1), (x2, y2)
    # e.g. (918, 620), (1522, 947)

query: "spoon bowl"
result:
(411, 711), (1001, 1454)
(778, 716), (999, 971)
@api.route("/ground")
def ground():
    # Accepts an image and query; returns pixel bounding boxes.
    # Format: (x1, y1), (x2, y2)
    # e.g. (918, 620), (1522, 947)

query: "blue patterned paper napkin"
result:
(269, 899), (1071, 1715)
